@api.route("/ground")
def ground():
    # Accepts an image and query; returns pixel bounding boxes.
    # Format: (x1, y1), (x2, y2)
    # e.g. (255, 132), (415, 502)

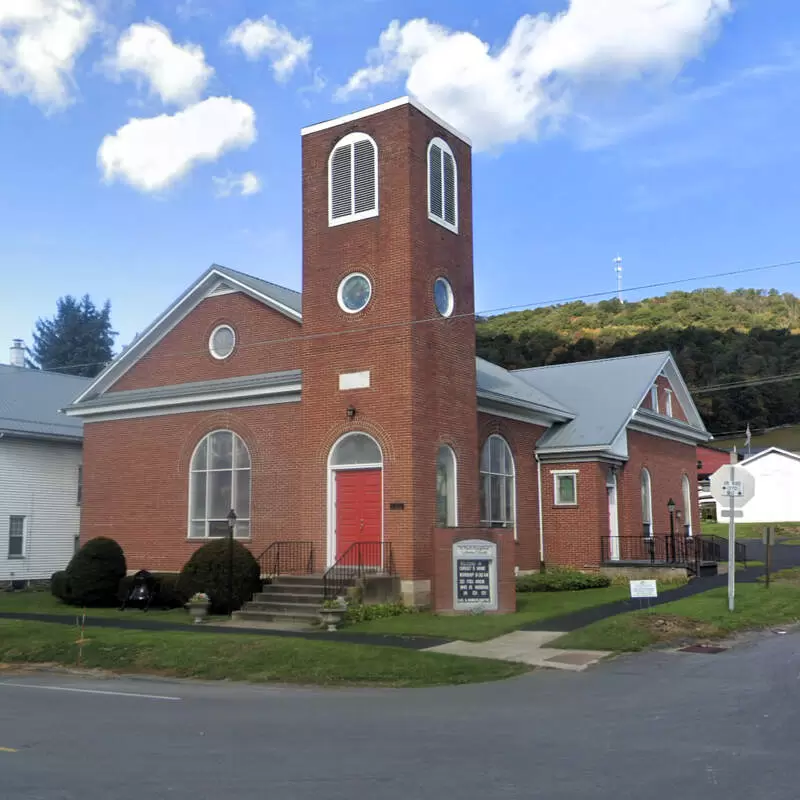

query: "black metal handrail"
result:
(257, 541), (314, 578)
(323, 541), (395, 600)
(702, 535), (748, 567)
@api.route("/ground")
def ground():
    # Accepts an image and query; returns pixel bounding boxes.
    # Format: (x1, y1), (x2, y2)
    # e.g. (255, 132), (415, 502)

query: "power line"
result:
(690, 371), (800, 394)
(6, 256), (800, 377)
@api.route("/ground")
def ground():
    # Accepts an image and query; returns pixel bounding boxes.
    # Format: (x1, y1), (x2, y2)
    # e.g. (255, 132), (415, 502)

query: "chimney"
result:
(9, 339), (25, 368)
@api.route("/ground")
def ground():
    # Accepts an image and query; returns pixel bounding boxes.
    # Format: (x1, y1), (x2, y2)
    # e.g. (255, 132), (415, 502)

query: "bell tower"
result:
(299, 98), (478, 604)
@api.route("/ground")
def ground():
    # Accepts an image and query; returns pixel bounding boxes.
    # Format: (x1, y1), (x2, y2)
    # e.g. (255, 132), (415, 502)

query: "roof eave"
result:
(476, 390), (574, 423)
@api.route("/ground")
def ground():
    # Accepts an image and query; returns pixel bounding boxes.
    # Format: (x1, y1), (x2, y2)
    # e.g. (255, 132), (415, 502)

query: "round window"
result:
(209, 325), (236, 360)
(434, 277), (454, 317)
(337, 273), (372, 314)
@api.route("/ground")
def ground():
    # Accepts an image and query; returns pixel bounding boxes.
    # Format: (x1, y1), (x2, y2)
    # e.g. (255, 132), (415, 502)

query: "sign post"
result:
(709, 457), (756, 613)
(763, 526), (776, 588)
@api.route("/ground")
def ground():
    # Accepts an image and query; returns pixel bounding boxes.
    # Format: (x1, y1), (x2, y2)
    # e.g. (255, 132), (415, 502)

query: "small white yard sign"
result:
(629, 579), (658, 599)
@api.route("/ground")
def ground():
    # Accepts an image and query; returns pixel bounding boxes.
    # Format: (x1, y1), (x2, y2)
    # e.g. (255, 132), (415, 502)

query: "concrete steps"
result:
(233, 575), (330, 626)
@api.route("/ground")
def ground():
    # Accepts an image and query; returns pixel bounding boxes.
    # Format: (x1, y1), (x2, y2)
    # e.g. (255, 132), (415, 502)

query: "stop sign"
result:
(709, 464), (756, 508)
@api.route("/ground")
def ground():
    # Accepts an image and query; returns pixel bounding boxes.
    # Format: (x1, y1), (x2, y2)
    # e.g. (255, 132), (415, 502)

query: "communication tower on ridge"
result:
(613, 256), (624, 303)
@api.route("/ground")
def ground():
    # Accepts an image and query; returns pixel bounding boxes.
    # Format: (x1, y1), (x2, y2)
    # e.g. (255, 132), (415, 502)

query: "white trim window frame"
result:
(328, 132), (379, 227)
(479, 434), (517, 537)
(665, 388), (674, 418)
(208, 324), (236, 360)
(641, 468), (654, 538)
(188, 430), (251, 540)
(436, 445), (458, 527)
(427, 137), (458, 233)
(682, 473), (693, 537)
(8, 515), (26, 559)
(650, 384), (660, 414)
(552, 470), (579, 507)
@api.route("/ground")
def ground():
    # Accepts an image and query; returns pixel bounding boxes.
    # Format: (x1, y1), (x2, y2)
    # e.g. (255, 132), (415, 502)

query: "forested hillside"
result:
(476, 288), (800, 435)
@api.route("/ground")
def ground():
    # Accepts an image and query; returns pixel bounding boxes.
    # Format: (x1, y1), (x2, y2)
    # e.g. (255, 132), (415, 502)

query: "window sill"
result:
(329, 208), (379, 228)
(553, 503), (578, 508)
(7, 555), (25, 560)
(428, 212), (458, 234)
(187, 537), (252, 543)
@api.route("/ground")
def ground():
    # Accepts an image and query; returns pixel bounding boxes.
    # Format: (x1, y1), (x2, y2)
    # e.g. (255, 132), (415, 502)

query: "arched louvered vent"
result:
(428, 137), (458, 233)
(329, 133), (378, 226)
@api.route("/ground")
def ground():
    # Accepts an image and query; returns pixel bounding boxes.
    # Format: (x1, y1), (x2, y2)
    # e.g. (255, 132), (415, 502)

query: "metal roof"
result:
(0, 364), (90, 441)
(476, 358), (573, 420)
(514, 352), (672, 453)
(212, 264), (301, 314)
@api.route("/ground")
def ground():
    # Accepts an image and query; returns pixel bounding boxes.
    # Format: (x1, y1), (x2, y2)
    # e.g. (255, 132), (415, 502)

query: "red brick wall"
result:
(477, 413), (546, 571)
(621, 431), (701, 539)
(110, 292), (300, 393)
(431, 528), (516, 614)
(80, 404), (301, 572)
(300, 103), (475, 581)
(641, 375), (688, 423)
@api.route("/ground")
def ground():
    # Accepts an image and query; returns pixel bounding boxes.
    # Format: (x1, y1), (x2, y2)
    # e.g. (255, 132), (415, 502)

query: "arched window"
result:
(641, 468), (653, 538)
(189, 430), (251, 539)
(682, 474), (693, 537)
(428, 137), (458, 232)
(436, 445), (457, 527)
(329, 132), (378, 226)
(329, 432), (382, 467)
(480, 435), (515, 532)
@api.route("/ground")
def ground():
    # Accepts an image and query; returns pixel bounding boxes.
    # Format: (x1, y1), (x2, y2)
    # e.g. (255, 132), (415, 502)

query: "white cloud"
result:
(98, 96), (256, 193)
(0, 0), (98, 110)
(109, 21), (213, 106)
(213, 171), (262, 197)
(337, 0), (732, 151)
(226, 15), (311, 81)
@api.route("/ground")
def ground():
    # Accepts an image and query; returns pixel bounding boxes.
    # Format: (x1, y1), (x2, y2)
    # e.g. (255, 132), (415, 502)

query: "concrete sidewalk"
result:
(426, 630), (610, 672)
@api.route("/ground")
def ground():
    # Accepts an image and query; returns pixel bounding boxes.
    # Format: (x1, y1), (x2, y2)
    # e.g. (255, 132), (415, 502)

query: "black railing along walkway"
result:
(257, 541), (314, 578)
(323, 541), (395, 600)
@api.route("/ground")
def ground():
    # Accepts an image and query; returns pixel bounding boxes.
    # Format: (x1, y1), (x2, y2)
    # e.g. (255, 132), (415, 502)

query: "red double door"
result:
(335, 469), (382, 564)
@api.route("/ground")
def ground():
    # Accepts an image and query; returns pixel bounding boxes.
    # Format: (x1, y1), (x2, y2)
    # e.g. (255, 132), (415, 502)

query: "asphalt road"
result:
(2, 629), (800, 800)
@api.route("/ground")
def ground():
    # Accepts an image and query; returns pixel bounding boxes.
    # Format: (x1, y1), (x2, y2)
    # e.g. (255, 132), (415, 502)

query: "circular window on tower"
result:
(337, 273), (372, 314)
(209, 324), (236, 360)
(434, 277), (455, 317)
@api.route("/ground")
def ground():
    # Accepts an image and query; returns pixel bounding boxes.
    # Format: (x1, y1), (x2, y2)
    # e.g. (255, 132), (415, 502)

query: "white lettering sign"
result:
(630, 579), (658, 599)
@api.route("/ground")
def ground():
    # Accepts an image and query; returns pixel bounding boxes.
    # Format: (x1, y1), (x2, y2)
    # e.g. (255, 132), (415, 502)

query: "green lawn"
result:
(0, 590), (200, 624)
(0, 620), (527, 687)
(347, 587), (635, 642)
(552, 581), (800, 653)
(702, 521), (800, 543)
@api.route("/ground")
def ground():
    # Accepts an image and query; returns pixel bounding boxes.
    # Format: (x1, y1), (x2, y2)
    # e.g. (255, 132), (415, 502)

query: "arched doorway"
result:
(327, 432), (383, 566)
(607, 470), (620, 561)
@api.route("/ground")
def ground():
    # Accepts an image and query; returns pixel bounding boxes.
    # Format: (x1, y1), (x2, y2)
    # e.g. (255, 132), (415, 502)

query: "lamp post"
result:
(667, 498), (676, 563)
(226, 508), (237, 618)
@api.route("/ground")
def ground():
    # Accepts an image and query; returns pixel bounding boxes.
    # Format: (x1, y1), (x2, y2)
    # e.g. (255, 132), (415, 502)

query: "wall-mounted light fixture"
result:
(346, 406), (357, 420)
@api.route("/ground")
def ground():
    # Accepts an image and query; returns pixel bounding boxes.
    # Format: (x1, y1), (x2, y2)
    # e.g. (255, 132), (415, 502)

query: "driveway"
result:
(2, 628), (800, 799)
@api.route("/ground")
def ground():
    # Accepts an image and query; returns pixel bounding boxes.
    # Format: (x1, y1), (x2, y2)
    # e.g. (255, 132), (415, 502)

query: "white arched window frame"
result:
(641, 468), (654, 538)
(328, 132), (379, 227)
(427, 137), (458, 233)
(682, 474), (693, 537)
(480, 435), (516, 536)
(189, 430), (251, 540)
(436, 445), (458, 527)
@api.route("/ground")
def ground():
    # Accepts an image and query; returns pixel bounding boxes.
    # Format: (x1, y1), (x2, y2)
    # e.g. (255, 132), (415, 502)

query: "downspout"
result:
(536, 452), (545, 572)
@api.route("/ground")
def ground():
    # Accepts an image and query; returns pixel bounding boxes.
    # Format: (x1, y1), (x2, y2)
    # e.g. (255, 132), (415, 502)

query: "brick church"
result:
(67, 97), (710, 605)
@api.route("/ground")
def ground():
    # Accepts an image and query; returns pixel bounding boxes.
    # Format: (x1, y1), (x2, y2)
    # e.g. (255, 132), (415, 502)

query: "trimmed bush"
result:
(117, 573), (187, 609)
(344, 602), (416, 625)
(516, 568), (611, 593)
(50, 570), (69, 602)
(179, 539), (261, 614)
(64, 537), (127, 607)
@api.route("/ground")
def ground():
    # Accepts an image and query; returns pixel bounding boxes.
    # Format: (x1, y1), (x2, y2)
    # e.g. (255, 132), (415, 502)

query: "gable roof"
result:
(739, 446), (800, 467)
(0, 365), (90, 442)
(73, 264), (301, 405)
(514, 352), (708, 456)
(476, 358), (573, 422)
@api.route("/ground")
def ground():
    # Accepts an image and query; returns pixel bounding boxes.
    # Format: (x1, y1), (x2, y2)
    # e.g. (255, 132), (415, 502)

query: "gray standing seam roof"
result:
(0, 364), (90, 441)
(213, 264), (302, 314)
(513, 352), (671, 451)
(476, 358), (573, 418)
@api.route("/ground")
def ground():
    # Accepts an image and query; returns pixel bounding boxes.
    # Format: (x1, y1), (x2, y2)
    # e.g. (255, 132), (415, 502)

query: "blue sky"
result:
(2, 0), (799, 358)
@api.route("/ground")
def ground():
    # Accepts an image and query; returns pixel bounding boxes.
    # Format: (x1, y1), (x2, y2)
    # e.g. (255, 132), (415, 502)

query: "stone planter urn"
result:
(186, 594), (211, 624)
(319, 605), (346, 632)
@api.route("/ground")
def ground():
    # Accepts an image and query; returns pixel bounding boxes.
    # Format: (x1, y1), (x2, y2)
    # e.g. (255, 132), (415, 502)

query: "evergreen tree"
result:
(29, 295), (116, 377)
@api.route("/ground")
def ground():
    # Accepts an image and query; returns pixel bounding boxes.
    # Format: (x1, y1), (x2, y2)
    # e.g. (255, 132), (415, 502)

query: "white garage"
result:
(715, 447), (800, 524)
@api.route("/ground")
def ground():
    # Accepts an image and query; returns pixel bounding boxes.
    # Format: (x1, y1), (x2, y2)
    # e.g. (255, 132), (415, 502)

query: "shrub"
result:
(516, 568), (611, 593)
(50, 571), (69, 602)
(344, 602), (416, 624)
(64, 537), (127, 607)
(179, 539), (261, 614)
(117, 572), (187, 609)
